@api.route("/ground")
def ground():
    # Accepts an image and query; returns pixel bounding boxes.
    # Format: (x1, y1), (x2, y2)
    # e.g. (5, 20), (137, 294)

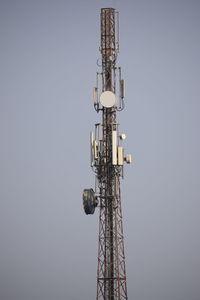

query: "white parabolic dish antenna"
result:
(100, 91), (116, 108)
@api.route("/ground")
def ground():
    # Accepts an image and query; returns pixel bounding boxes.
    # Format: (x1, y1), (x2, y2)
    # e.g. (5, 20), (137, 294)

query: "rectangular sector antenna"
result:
(93, 87), (98, 104)
(120, 79), (125, 99)
(118, 146), (124, 165)
(93, 140), (98, 160)
(112, 131), (117, 165)
(90, 131), (94, 166)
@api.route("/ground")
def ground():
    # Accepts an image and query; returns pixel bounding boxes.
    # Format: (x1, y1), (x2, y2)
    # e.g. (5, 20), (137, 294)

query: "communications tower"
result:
(83, 8), (131, 299)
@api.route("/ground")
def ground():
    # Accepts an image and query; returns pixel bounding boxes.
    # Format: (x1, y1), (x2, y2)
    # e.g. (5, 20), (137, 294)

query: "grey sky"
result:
(0, 0), (200, 299)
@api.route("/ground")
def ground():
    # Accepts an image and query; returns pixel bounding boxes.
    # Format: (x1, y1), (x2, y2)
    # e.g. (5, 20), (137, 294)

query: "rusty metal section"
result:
(100, 8), (118, 93)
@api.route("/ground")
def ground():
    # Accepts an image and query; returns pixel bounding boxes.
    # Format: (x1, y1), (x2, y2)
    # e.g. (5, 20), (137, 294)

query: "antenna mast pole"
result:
(83, 8), (131, 300)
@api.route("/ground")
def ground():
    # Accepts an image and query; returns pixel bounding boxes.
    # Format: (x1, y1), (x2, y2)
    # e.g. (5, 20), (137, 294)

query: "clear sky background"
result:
(0, 0), (200, 299)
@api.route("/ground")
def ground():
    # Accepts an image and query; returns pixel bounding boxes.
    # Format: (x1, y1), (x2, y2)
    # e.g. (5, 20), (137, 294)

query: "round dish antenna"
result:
(83, 188), (98, 215)
(100, 91), (116, 108)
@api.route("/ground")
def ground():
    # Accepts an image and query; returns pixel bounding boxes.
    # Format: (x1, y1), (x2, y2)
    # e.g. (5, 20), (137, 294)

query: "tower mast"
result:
(83, 8), (131, 300)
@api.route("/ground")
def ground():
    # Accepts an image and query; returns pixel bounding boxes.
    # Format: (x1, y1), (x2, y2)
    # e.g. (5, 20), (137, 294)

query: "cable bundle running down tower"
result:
(83, 8), (131, 299)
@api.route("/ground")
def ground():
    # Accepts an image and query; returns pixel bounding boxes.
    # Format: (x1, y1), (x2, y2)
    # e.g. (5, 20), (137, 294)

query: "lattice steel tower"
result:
(83, 8), (131, 300)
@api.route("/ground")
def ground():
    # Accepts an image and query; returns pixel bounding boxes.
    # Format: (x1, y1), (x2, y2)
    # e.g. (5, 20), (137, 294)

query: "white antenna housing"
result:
(120, 134), (126, 140)
(93, 87), (98, 104)
(125, 154), (132, 164)
(100, 91), (116, 108)
(112, 130), (117, 165)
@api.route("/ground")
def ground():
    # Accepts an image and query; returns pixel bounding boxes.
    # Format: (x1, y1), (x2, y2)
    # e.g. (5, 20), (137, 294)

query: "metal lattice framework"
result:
(83, 7), (130, 300)
(96, 8), (128, 300)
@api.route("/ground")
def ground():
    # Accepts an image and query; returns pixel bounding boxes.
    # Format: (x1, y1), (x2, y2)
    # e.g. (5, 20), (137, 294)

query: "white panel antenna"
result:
(112, 131), (117, 165)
